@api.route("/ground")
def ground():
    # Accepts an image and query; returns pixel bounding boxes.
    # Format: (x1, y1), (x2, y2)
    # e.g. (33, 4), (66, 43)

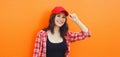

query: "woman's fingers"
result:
(68, 13), (79, 22)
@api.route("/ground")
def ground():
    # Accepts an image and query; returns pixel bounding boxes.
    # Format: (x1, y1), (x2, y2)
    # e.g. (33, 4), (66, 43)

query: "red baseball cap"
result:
(51, 6), (69, 16)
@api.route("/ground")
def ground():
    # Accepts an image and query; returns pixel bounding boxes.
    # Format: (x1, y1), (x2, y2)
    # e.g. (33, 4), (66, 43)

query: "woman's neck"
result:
(54, 26), (60, 34)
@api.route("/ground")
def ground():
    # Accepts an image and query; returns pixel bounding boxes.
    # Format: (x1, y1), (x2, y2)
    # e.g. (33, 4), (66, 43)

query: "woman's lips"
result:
(57, 21), (63, 24)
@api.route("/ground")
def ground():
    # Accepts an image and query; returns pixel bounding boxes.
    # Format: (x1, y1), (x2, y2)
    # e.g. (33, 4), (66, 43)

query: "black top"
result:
(46, 38), (67, 57)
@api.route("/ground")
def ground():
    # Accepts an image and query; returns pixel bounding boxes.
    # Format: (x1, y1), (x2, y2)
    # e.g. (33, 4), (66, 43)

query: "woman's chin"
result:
(55, 24), (64, 27)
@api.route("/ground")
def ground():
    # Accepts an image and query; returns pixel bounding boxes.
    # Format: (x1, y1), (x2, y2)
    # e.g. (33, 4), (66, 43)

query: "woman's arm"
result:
(33, 31), (43, 57)
(67, 13), (91, 42)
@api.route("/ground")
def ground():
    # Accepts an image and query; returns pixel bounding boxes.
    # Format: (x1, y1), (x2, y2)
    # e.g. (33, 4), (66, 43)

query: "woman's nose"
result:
(59, 17), (64, 21)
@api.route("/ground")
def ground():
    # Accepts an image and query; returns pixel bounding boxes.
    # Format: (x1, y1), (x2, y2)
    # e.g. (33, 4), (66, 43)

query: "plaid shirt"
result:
(33, 30), (91, 57)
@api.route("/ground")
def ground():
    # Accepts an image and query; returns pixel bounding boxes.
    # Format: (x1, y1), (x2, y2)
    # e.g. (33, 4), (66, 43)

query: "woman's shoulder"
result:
(37, 30), (47, 35)
(35, 30), (47, 42)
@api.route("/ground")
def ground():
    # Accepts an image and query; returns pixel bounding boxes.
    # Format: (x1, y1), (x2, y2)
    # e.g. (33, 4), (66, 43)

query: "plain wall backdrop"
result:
(0, 0), (120, 57)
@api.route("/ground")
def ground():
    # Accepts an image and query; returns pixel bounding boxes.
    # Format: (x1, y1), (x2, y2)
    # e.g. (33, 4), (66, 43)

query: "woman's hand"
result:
(68, 13), (89, 32)
(68, 13), (80, 23)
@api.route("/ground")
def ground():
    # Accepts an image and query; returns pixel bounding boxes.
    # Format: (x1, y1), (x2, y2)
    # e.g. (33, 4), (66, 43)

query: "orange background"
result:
(0, 0), (120, 57)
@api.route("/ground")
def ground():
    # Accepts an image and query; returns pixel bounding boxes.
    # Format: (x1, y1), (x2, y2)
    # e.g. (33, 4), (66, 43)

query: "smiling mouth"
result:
(57, 21), (63, 24)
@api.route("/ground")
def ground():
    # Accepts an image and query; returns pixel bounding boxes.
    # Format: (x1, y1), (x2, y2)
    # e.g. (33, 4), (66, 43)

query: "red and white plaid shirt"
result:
(33, 30), (91, 57)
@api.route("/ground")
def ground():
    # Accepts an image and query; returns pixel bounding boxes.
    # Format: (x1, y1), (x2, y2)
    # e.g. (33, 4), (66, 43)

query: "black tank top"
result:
(46, 38), (67, 57)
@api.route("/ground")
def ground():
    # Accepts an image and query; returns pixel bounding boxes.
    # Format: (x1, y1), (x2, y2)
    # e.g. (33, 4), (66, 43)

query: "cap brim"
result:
(61, 10), (69, 16)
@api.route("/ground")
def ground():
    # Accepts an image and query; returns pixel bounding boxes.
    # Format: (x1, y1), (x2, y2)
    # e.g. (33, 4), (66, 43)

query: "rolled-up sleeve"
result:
(67, 30), (91, 42)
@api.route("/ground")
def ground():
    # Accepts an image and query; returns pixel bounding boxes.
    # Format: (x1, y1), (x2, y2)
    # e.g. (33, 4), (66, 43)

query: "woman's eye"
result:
(62, 16), (66, 18)
(57, 15), (60, 17)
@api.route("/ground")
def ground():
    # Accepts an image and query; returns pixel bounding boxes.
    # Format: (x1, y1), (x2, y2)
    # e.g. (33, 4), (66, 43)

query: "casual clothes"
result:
(33, 30), (91, 57)
(46, 37), (67, 57)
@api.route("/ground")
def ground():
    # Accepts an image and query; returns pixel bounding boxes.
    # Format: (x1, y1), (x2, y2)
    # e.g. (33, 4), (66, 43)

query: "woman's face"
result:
(54, 12), (66, 27)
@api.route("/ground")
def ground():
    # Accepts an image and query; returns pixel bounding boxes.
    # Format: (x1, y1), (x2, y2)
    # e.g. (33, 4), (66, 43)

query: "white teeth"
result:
(57, 21), (62, 24)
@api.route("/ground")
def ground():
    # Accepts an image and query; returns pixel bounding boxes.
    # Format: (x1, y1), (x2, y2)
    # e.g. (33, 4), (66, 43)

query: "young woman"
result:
(33, 6), (91, 57)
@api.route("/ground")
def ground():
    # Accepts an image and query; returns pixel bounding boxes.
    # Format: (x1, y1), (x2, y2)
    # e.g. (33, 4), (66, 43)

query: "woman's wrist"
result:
(75, 18), (88, 32)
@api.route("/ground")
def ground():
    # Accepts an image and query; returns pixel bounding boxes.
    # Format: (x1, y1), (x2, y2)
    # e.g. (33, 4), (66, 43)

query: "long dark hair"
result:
(43, 14), (68, 38)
